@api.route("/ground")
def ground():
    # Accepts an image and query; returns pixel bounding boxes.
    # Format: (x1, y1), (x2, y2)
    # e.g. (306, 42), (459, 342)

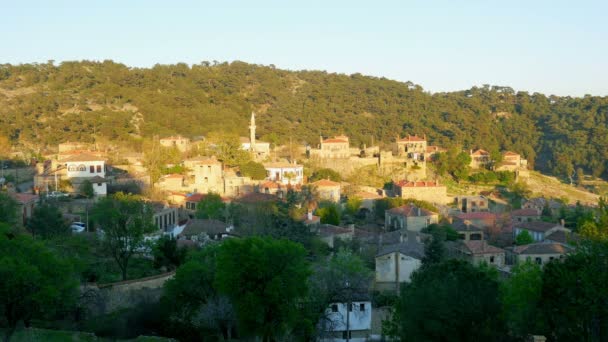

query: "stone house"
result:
(353, 191), (383, 211)
(522, 197), (563, 217)
(393, 134), (427, 159)
(321, 300), (372, 342)
(263, 162), (304, 185)
(160, 135), (191, 152)
(151, 203), (179, 233)
(312, 135), (351, 159)
(469, 149), (491, 169)
(451, 220), (484, 241)
(495, 151), (528, 171)
(454, 212), (496, 229)
(178, 219), (235, 243)
(186, 156), (224, 194)
(312, 179), (341, 202)
(9, 192), (39, 226)
(393, 180), (448, 204)
(513, 221), (570, 243)
(511, 208), (541, 223)
(60, 153), (108, 196)
(425, 145), (446, 160)
(385, 204), (439, 232)
(450, 240), (505, 267)
(375, 238), (424, 292)
(454, 195), (490, 213)
(506, 242), (572, 267)
(157, 174), (185, 192)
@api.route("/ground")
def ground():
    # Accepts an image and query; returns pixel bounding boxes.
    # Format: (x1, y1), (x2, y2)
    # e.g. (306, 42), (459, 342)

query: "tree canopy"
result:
(1, 61), (607, 180)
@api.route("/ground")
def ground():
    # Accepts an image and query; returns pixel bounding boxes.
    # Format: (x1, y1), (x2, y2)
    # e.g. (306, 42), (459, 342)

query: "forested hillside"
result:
(1, 60), (607, 179)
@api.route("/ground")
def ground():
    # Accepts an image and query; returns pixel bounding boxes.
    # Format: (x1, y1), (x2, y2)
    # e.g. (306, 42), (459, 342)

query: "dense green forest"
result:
(1, 60), (607, 178)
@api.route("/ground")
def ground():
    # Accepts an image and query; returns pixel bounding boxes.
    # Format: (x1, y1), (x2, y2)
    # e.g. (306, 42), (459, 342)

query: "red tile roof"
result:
(461, 240), (504, 255)
(10, 192), (39, 204)
(387, 204), (437, 217)
(512, 242), (572, 255)
(471, 149), (490, 156)
(397, 135), (426, 142)
(354, 191), (383, 200)
(511, 208), (540, 216)
(322, 138), (349, 144)
(395, 180), (441, 187)
(164, 174), (184, 179)
(455, 212), (496, 220)
(503, 151), (520, 156)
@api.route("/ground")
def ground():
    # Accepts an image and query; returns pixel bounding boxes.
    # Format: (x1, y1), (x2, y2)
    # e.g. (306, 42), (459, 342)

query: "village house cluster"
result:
(9, 111), (575, 341)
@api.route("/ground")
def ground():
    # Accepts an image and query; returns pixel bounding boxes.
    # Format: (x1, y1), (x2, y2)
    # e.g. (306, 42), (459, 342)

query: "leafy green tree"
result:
(215, 237), (310, 340)
(153, 235), (187, 271)
(162, 246), (235, 340)
(79, 179), (95, 198)
(239, 160), (267, 180)
(195, 192), (226, 220)
(344, 196), (363, 217)
(0, 192), (18, 226)
(310, 168), (342, 182)
(316, 203), (340, 225)
(422, 223), (459, 241)
(26, 202), (69, 238)
(540, 241), (608, 341)
(92, 192), (155, 280)
(515, 230), (534, 245)
(421, 229), (446, 266)
(211, 133), (251, 167)
(0, 234), (78, 334)
(385, 260), (505, 341)
(501, 261), (543, 338)
(310, 248), (373, 337)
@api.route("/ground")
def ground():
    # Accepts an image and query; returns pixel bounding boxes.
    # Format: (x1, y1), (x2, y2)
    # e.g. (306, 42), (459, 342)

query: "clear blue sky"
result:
(2, 0), (607, 96)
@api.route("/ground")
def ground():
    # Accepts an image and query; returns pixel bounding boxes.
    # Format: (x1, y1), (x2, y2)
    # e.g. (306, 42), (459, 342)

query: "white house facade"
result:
(263, 162), (304, 185)
(321, 301), (372, 342)
(61, 153), (107, 196)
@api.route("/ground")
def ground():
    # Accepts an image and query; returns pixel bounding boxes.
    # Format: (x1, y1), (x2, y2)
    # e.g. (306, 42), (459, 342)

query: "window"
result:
(347, 303), (352, 312)
(96, 165), (101, 173)
(535, 257), (542, 265)
(490, 256), (495, 263)
(331, 304), (338, 312)
(359, 303), (365, 311)
(342, 331), (351, 339)
(97, 183), (102, 187)
(90, 165), (94, 173)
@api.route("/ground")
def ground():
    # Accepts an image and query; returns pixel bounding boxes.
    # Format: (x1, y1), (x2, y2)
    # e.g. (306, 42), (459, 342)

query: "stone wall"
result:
(81, 272), (175, 317)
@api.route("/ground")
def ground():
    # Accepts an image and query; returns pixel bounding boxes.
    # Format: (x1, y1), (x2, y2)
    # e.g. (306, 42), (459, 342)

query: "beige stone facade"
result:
(394, 180), (448, 204)
(160, 135), (191, 152)
(384, 204), (439, 232)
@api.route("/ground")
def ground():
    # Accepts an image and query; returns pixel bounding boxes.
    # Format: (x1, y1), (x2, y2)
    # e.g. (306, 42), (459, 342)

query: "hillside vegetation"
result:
(1, 61), (608, 179)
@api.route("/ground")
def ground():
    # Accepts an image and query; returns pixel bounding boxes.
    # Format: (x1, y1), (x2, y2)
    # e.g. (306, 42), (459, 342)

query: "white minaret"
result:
(249, 112), (256, 153)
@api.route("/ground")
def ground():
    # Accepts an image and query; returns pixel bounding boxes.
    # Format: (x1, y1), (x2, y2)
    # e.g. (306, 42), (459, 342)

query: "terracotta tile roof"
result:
(395, 180), (441, 187)
(319, 224), (352, 237)
(512, 242), (572, 255)
(511, 208), (540, 216)
(60, 153), (106, 162)
(451, 220), (483, 232)
(515, 221), (561, 233)
(186, 193), (229, 203)
(426, 146), (445, 153)
(10, 192), (39, 204)
(503, 151), (520, 157)
(397, 135), (426, 142)
(322, 138), (349, 144)
(185, 156), (221, 165)
(312, 179), (341, 187)
(545, 230), (579, 244)
(455, 212), (496, 220)
(234, 192), (278, 204)
(471, 149), (490, 156)
(387, 204), (437, 217)
(461, 240), (504, 255)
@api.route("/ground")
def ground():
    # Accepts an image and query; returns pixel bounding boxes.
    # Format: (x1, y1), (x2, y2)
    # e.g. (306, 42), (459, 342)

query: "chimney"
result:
(307, 211), (313, 221)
